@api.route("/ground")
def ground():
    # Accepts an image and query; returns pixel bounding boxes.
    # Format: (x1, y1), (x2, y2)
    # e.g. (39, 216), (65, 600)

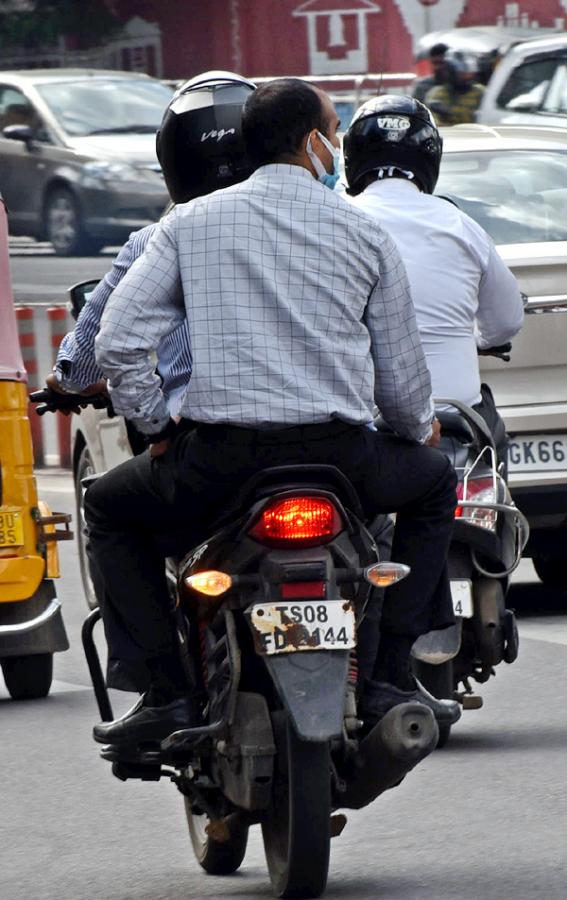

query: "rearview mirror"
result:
(2, 124), (34, 143)
(68, 279), (100, 320)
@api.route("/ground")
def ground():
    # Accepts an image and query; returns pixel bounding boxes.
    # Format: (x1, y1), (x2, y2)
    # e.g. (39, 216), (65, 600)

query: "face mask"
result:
(306, 130), (341, 190)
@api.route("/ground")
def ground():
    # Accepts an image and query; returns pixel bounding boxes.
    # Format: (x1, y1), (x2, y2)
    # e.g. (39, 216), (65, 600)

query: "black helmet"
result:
(156, 71), (256, 204)
(443, 49), (479, 88)
(343, 94), (443, 196)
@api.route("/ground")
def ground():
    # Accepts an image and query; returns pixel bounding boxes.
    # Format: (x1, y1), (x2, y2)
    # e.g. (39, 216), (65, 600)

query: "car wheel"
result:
(44, 186), (103, 256)
(75, 444), (99, 610)
(533, 554), (567, 588)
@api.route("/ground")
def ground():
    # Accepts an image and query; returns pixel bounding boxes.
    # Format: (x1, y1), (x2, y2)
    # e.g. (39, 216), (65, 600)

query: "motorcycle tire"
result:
(262, 716), (331, 899)
(412, 658), (454, 749)
(184, 799), (248, 875)
(1, 653), (53, 700)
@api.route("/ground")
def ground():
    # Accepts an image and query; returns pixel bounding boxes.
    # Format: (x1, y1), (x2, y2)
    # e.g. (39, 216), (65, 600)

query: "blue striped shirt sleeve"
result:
(55, 226), (158, 391)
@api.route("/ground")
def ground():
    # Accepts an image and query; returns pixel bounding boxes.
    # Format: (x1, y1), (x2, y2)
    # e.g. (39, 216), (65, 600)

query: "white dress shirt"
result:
(95, 164), (434, 441)
(348, 178), (524, 407)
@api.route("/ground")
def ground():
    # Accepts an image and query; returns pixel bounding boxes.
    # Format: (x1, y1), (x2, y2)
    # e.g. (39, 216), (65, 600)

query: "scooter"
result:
(31, 387), (439, 900)
(412, 391), (529, 747)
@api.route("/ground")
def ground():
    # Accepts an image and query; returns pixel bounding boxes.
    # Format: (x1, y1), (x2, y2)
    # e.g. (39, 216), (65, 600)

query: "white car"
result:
(437, 124), (567, 586)
(478, 34), (567, 127)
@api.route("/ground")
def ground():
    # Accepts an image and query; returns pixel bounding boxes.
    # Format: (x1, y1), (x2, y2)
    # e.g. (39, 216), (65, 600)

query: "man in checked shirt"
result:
(88, 78), (459, 746)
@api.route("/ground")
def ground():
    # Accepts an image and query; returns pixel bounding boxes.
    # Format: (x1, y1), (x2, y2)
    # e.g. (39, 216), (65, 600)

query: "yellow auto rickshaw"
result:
(0, 193), (71, 700)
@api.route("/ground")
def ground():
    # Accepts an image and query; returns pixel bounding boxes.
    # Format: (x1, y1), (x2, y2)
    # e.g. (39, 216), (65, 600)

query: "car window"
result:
(541, 62), (567, 114)
(437, 150), (567, 244)
(0, 85), (51, 142)
(36, 78), (173, 137)
(496, 57), (560, 110)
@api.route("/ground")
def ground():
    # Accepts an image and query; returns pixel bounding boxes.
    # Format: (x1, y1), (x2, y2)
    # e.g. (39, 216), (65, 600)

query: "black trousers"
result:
(85, 421), (457, 691)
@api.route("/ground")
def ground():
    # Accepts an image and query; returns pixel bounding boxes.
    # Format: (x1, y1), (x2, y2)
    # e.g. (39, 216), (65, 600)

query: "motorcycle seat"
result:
(436, 411), (475, 444)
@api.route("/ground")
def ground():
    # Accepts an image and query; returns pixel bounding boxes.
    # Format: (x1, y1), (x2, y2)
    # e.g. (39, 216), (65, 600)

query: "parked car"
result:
(0, 69), (171, 255)
(477, 34), (567, 127)
(436, 124), (567, 585)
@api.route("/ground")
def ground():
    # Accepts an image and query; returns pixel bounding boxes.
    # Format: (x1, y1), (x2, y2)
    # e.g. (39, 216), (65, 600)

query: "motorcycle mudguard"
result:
(264, 650), (349, 741)
(411, 621), (462, 665)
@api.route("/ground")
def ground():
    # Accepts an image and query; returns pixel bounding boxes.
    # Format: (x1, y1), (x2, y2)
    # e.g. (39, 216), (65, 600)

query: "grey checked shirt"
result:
(95, 164), (434, 441)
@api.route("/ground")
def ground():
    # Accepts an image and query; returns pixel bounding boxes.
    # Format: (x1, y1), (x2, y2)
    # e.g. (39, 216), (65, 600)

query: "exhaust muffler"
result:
(337, 702), (439, 810)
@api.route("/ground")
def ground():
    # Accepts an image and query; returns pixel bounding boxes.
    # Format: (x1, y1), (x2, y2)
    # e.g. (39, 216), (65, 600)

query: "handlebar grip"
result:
(29, 387), (112, 416)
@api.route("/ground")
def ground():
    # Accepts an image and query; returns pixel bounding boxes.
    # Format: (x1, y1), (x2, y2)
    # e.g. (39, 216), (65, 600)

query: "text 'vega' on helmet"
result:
(156, 70), (256, 204)
(343, 94), (443, 196)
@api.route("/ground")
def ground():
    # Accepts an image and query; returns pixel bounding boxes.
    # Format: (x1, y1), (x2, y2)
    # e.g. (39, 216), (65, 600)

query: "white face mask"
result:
(306, 130), (341, 189)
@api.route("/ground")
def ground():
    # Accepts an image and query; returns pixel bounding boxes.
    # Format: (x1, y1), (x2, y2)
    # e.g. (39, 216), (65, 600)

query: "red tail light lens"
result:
(455, 477), (498, 531)
(249, 496), (342, 547)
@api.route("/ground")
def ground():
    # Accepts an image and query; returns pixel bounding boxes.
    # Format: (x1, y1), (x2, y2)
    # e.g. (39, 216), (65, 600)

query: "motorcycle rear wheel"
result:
(262, 717), (331, 899)
(184, 799), (248, 875)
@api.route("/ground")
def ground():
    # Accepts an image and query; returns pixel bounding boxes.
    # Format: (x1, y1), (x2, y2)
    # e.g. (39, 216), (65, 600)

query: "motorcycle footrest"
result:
(100, 743), (163, 778)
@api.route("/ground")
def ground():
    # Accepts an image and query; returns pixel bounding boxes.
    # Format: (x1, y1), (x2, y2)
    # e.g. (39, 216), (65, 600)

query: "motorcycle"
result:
(0, 195), (71, 700)
(31, 387), (439, 899)
(412, 365), (529, 747)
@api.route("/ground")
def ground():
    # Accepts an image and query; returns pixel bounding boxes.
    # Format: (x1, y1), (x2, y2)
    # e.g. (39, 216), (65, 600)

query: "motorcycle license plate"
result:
(0, 508), (24, 548)
(248, 600), (356, 656)
(450, 580), (473, 618)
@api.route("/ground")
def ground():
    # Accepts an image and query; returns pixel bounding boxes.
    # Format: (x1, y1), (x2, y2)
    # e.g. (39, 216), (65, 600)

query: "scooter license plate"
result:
(450, 580), (473, 618)
(248, 600), (356, 656)
(0, 508), (24, 548)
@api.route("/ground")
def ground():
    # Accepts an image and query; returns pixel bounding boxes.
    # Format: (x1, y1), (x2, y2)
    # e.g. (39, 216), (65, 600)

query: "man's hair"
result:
(430, 43), (448, 58)
(242, 78), (328, 168)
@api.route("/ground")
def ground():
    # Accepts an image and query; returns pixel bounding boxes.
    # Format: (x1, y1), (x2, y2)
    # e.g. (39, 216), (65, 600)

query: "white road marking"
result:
(519, 619), (567, 646)
(49, 679), (91, 694)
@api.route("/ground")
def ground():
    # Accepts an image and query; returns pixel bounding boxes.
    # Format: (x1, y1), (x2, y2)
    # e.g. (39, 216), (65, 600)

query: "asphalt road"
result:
(3, 471), (567, 900)
(8, 237), (120, 305)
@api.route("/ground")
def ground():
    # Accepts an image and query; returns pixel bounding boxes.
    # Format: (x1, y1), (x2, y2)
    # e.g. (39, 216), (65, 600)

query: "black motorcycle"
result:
(32, 388), (439, 900)
(412, 391), (529, 747)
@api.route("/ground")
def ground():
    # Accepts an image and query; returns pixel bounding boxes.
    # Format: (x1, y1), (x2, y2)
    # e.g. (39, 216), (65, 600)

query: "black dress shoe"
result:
(360, 678), (461, 729)
(93, 694), (200, 746)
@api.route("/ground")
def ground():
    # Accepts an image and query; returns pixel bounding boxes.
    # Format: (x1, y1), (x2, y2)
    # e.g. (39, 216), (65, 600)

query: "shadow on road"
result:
(509, 580), (567, 617)
(441, 722), (567, 755)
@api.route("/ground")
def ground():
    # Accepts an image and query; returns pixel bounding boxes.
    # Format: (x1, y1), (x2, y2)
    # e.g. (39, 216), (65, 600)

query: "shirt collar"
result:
(251, 163), (316, 182)
(364, 177), (421, 197)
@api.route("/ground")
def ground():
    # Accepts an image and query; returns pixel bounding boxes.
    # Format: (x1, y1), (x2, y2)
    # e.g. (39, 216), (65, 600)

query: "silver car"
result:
(478, 34), (567, 128)
(437, 124), (567, 586)
(0, 69), (171, 255)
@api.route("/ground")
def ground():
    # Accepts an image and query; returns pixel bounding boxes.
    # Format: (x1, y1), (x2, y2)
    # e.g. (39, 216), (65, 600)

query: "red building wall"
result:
(114, 1), (566, 80)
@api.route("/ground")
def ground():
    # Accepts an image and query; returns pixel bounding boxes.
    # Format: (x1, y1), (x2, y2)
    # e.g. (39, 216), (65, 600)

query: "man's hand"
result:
(45, 373), (108, 415)
(425, 418), (441, 448)
(149, 440), (170, 458)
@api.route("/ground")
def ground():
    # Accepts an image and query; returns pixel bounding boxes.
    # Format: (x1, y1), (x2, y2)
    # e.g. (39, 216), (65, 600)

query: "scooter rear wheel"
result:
(184, 799), (248, 875)
(262, 716), (331, 899)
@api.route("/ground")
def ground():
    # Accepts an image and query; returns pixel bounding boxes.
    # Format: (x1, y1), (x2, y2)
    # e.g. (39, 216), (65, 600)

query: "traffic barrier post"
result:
(15, 305), (44, 467)
(47, 306), (72, 469)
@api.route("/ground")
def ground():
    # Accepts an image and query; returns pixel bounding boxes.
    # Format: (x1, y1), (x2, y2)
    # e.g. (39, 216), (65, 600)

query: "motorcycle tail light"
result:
(184, 571), (233, 596)
(249, 496), (343, 547)
(455, 478), (497, 532)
